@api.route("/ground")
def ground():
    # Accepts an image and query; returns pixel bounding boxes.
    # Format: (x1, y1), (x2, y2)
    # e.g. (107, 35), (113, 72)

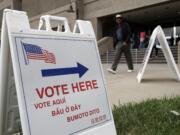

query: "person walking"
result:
(107, 14), (133, 74)
(150, 38), (160, 58)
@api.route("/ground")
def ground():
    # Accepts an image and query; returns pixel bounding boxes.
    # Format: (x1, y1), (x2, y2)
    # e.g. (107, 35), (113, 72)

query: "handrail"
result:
(97, 36), (113, 55)
(178, 41), (180, 65)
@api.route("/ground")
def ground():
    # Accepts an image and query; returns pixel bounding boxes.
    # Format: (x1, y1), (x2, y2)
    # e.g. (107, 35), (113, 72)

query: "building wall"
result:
(82, 0), (170, 39)
(83, 0), (170, 19)
(0, 0), (12, 10)
(21, 0), (170, 37)
(22, 0), (69, 17)
(0, 0), (172, 35)
(22, 0), (76, 30)
(0, 0), (22, 10)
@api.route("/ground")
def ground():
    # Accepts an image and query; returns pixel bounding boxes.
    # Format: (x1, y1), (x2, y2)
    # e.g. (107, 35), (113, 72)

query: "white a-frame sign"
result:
(137, 26), (180, 83)
(0, 9), (117, 135)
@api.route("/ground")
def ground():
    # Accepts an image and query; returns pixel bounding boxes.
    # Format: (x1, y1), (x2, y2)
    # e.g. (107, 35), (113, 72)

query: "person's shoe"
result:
(107, 68), (117, 74)
(127, 69), (134, 73)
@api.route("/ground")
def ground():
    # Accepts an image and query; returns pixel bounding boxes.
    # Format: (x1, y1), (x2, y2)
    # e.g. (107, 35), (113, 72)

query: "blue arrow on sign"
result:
(41, 62), (88, 78)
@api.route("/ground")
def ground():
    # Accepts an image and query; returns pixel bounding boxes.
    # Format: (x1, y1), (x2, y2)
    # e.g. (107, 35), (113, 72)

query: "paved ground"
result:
(102, 64), (180, 105)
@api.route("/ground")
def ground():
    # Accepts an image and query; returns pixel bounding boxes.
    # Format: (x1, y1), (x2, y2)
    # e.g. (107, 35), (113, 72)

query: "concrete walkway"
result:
(103, 64), (180, 105)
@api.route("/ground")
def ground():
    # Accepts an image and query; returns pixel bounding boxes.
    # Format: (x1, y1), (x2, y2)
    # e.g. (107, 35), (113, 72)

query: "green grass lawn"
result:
(112, 97), (180, 135)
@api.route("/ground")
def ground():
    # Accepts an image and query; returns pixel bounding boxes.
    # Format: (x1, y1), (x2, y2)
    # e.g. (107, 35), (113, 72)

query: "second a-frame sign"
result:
(137, 26), (180, 83)
(0, 9), (117, 135)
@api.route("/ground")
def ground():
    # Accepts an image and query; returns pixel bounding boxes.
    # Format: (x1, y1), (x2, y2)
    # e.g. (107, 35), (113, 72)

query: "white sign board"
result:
(137, 26), (180, 83)
(0, 9), (117, 135)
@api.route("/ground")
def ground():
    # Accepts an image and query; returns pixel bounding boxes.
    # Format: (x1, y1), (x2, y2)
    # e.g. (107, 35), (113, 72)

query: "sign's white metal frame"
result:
(0, 9), (117, 135)
(137, 26), (180, 83)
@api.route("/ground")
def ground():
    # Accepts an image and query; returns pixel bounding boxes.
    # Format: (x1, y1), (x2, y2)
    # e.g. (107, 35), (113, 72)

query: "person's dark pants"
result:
(150, 46), (159, 57)
(111, 41), (133, 71)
